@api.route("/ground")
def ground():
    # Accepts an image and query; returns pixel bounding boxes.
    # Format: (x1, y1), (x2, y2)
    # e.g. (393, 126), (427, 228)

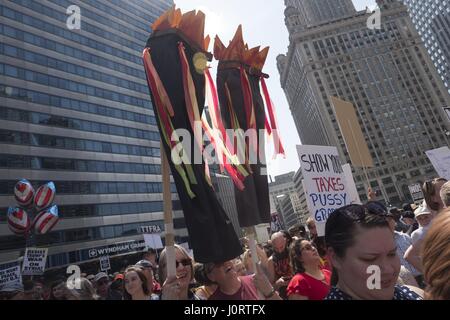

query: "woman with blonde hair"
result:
(158, 244), (200, 300)
(422, 209), (450, 300)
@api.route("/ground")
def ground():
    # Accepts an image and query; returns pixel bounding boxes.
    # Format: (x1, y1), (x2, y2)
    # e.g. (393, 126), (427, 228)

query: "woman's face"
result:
(298, 240), (320, 266)
(332, 227), (400, 300)
(208, 260), (238, 286)
(53, 283), (64, 299)
(124, 271), (144, 297)
(175, 249), (192, 289)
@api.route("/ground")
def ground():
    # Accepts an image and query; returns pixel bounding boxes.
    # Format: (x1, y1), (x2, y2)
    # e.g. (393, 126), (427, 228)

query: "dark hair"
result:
(325, 203), (390, 286)
(281, 230), (293, 247)
(48, 278), (65, 300)
(423, 178), (447, 211)
(193, 263), (215, 286)
(122, 267), (150, 300)
(289, 238), (308, 274)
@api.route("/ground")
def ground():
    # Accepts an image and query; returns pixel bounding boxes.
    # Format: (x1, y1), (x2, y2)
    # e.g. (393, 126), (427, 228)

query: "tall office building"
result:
(401, 0), (450, 94)
(211, 173), (245, 239)
(278, 0), (450, 205)
(284, 0), (356, 27)
(269, 172), (303, 229)
(0, 0), (189, 271)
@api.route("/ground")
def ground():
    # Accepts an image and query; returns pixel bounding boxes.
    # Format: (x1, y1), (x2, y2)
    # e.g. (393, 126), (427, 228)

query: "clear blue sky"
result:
(175, 0), (377, 179)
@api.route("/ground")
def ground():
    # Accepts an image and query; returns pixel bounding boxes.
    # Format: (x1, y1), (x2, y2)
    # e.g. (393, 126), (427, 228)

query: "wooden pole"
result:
(161, 141), (176, 279)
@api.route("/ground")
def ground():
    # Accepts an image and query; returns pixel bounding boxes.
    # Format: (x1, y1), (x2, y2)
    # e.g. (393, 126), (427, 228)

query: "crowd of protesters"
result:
(1, 178), (449, 300)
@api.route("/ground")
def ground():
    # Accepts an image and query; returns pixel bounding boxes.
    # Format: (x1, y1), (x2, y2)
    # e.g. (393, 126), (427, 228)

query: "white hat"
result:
(414, 206), (431, 218)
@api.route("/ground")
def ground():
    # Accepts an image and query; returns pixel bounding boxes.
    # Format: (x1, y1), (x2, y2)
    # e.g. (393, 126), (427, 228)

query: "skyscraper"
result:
(401, 0), (450, 94)
(269, 172), (304, 228)
(278, 0), (450, 205)
(284, 0), (356, 27)
(0, 0), (188, 270)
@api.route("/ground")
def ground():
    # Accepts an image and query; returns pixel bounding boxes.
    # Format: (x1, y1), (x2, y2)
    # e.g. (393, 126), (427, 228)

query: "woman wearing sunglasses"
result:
(324, 203), (422, 300)
(158, 244), (200, 300)
(286, 239), (331, 300)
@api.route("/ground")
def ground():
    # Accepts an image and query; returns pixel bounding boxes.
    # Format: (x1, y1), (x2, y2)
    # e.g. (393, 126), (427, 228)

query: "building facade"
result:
(278, 0), (450, 205)
(401, 0), (450, 94)
(211, 173), (245, 239)
(0, 0), (190, 270)
(269, 172), (304, 229)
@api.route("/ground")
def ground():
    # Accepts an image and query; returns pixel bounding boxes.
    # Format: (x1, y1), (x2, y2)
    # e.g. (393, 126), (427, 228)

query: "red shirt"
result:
(286, 270), (331, 300)
(208, 275), (259, 300)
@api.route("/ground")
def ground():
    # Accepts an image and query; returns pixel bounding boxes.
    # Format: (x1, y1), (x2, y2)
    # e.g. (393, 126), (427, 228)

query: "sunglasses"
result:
(175, 258), (192, 268)
(335, 202), (388, 221)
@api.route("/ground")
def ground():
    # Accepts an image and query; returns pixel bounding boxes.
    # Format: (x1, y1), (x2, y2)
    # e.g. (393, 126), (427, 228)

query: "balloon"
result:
(34, 181), (56, 211)
(7, 207), (31, 235)
(14, 179), (35, 207)
(34, 205), (59, 235)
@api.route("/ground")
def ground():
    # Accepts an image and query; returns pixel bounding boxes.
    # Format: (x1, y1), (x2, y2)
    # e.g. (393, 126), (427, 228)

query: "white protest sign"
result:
(297, 145), (351, 236)
(0, 260), (22, 291)
(255, 224), (270, 244)
(425, 147), (450, 180)
(99, 256), (111, 271)
(22, 248), (48, 275)
(143, 234), (164, 250)
(342, 164), (362, 205)
(408, 183), (424, 201)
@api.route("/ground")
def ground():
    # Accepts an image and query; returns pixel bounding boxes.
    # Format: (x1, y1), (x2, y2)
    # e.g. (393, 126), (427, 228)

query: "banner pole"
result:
(161, 141), (176, 279)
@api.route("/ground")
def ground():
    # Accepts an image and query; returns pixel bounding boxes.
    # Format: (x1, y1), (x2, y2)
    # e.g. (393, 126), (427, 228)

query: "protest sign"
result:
(425, 147), (450, 180)
(297, 145), (351, 236)
(22, 248), (48, 276)
(408, 183), (424, 201)
(143, 234), (164, 250)
(99, 256), (111, 272)
(0, 260), (22, 291)
(342, 164), (362, 205)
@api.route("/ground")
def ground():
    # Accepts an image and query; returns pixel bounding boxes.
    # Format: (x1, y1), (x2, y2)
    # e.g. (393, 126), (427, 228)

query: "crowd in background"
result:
(1, 178), (449, 300)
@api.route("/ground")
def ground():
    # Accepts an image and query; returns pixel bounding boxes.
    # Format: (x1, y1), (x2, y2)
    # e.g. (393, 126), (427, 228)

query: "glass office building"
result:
(0, 0), (190, 270)
(402, 0), (450, 93)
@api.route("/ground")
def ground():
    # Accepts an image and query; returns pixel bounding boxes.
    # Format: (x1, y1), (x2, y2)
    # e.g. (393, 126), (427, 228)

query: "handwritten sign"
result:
(297, 145), (351, 236)
(22, 248), (48, 276)
(425, 147), (450, 180)
(0, 260), (22, 291)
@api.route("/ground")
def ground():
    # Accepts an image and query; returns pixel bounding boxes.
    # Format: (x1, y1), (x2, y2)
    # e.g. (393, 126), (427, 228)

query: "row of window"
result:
(0, 180), (175, 195)
(1, 43), (149, 94)
(0, 218), (186, 251)
(0, 106), (157, 141)
(0, 84), (155, 125)
(0, 24), (146, 80)
(0, 129), (160, 157)
(1, 63), (151, 109)
(98, 0), (165, 28)
(45, 0), (149, 42)
(1, 6), (142, 65)
(8, 0), (145, 51)
(0, 201), (182, 223)
(0, 154), (161, 175)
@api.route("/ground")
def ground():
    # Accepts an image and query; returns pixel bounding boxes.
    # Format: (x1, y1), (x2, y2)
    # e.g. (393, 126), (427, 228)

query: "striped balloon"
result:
(34, 182), (56, 211)
(14, 179), (35, 207)
(33, 205), (59, 235)
(7, 207), (31, 235)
